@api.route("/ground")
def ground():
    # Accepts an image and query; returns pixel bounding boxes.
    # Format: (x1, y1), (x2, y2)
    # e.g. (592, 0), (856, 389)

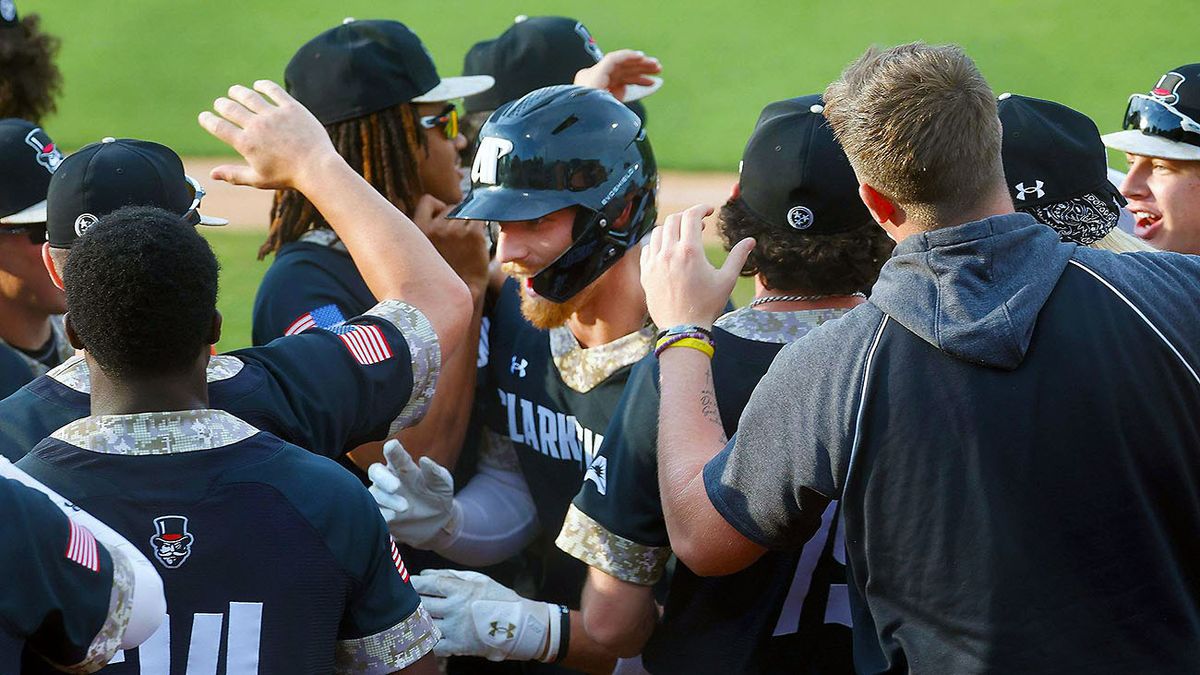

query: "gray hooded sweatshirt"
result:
(704, 212), (1200, 674)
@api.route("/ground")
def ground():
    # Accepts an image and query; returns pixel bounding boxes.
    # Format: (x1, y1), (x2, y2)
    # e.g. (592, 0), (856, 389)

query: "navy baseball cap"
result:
(46, 138), (226, 249)
(0, 118), (61, 224)
(735, 95), (871, 235)
(286, 18), (493, 125)
(1103, 64), (1200, 161)
(462, 15), (660, 114)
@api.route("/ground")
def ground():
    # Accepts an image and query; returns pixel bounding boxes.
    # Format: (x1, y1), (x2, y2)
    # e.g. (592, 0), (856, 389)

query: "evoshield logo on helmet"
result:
(1152, 72), (1185, 105)
(574, 22), (604, 63)
(472, 137), (514, 185)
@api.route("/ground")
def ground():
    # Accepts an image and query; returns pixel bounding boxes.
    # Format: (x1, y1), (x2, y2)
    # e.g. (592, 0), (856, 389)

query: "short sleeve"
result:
(234, 300), (441, 457)
(251, 245), (374, 346)
(0, 476), (128, 673)
(702, 310), (885, 549)
(556, 356), (671, 586)
(333, 515), (439, 674)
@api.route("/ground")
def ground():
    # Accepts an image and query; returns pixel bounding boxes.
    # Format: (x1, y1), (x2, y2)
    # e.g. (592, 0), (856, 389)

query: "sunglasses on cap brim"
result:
(419, 104), (459, 140)
(1123, 94), (1200, 149)
(0, 223), (47, 245)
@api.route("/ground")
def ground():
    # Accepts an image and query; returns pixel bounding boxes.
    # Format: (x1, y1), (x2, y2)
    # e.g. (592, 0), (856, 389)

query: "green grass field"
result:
(30, 0), (1199, 171)
(202, 230), (752, 351)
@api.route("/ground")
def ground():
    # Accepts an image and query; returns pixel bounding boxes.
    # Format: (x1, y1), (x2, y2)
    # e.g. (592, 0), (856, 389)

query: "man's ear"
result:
(210, 310), (223, 346)
(42, 243), (65, 290)
(859, 183), (906, 230)
(63, 313), (84, 350)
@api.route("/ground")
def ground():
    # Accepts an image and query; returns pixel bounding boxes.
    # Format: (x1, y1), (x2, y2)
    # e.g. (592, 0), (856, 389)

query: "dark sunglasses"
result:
(419, 104), (459, 140)
(1123, 94), (1200, 149)
(0, 223), (47, 245)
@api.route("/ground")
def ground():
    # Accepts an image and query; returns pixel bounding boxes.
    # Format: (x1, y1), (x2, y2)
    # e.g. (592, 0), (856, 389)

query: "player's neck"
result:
(566, 250), (648, 349)
(0, 294), (53, 351)
(87, 353), (211, 417)
(752, 278), (867, 312)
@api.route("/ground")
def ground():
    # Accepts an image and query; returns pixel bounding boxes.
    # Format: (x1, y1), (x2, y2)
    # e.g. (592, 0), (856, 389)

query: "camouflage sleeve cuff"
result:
(334, 604), (440, 674)
(555, 504), (670, 586)
(364, 301), (442, 434)
(62, 542), (134, 674)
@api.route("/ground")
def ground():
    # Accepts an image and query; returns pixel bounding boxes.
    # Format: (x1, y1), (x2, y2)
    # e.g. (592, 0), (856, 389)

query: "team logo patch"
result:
(25, 128), (63, 173)
(1014, 180), (1045, 201)
(1151, 72), (1185, 105)
(574, 22), (604, 62)
(74, 213), (99, 237)
(150, 515), (194, 569)
(471, 136), (514, 186)
(584, 454), (608, 496)
(65, 519), (100, 572)
(510, 356), (528, 378)
(787, 205), (814, 230)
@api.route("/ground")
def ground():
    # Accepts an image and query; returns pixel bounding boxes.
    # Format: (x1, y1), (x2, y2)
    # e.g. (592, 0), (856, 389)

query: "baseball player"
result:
(1101, 63), (1200, 254)
(369, 85), (658, 672)
(16, 206), (437, 674)
(0, 118), (70, 398)
(557, 96), (892, 674)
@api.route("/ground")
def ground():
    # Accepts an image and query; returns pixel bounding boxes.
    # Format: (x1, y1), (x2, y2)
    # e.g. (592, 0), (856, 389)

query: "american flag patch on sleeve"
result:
(66, 519), (100, 572)
(390, 538), (409, 582)
(285, 303), (348, 336)
(335, 324), (394, 365)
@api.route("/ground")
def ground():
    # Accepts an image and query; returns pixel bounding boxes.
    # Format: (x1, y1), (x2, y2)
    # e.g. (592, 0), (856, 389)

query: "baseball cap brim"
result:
(198, 214), (228, 226)
(0, 199), (47, 225)
(1101, 129), (1200, 161)
(621, 76), (662, 103)
(412, 75), (495, 103)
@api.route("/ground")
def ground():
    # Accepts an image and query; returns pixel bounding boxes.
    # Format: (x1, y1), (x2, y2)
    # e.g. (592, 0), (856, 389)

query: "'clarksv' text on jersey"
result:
(18, 410), (438, 674)
(0, 300), (440, 463)
(480, 278), (653, 605)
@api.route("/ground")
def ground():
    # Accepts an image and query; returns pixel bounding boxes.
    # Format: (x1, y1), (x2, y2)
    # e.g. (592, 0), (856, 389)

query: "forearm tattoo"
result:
(698, 368), (727, 444)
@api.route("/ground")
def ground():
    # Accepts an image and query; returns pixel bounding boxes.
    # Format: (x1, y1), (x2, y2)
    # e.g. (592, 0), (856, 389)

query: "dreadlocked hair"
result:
(259, 102), (426, 259)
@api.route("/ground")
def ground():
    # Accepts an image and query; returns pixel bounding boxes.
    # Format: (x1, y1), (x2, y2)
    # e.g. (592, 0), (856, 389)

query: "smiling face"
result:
(1120, 154), (1200, 254)
(495, 207), (599, 329)
(415, 102), (468, 204)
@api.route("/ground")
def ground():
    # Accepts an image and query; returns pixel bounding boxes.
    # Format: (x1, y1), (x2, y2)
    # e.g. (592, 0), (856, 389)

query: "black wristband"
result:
(552, 605), (570, 664)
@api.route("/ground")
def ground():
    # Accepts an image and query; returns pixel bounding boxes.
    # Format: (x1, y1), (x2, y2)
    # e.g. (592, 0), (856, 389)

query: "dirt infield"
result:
(184, 158), (738, 243)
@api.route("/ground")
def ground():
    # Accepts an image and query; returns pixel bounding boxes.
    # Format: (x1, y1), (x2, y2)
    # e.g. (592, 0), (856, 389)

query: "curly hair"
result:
(719, 197), (894, 295)
(260, 102), (426, 259)
(64, 206), (219, 379)
(0, 13), (63, 123)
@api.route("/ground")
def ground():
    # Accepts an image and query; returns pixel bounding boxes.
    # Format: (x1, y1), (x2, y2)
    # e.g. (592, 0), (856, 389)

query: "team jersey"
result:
(0, 316), (72, 399)
(17, 409), (438, 674)
(0, 300), (439, 463)
(478, 278), (653, 607)
(1, 465), (128, 673)
(558, 307), (855, 674)
(252, 230), (376, 346)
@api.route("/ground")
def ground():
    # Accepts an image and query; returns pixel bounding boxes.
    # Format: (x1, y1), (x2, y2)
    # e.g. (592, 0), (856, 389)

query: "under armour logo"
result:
(472, 136), (514, 186)
(488, 621), (516, 639)
(1014, 181), (1045, 200)
(510, 356), (528, 378)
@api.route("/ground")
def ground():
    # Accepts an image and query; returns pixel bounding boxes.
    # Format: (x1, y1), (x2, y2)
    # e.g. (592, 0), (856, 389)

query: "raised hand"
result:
(640, 204), (755, 329)
(574, 49), (662, 101)
(412, 194), (490, 298)
(198, 80), (337, 191)
(367, 439), (459, 549)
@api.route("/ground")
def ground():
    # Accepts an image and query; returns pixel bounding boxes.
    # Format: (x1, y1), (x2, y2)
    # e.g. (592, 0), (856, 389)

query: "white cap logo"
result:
(74, 213), (98, 237)
(787, 205), (814, 230)
(471, 137), (514, 186)
(1014, 180), (1045, 200)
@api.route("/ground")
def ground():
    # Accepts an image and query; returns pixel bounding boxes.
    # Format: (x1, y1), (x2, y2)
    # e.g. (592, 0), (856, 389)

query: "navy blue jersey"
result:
(1, 467), (121, 672)
(17, 410), (438, 674)
(0, 300), (439, 463)
(478, 279), (652, 607)
(253, 233), (376, 346)
(558, 307), (855, 674)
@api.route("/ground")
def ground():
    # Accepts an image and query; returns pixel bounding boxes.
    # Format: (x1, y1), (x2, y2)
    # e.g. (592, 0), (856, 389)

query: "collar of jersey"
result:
(299, 228), (349, 253)
(715, 306), (855, 344)
(51, 409), (259, 455)
(47, 354), (244, 394)
(549, 324), (655, 393)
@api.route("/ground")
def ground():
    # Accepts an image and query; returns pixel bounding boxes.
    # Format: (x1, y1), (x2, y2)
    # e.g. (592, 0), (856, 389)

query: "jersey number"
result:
(773, 502), (850, 635)
(109, 602), (263, 674)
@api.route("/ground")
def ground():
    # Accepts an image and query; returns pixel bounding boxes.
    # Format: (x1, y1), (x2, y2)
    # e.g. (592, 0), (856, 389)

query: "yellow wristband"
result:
(663, 337), (715, 358)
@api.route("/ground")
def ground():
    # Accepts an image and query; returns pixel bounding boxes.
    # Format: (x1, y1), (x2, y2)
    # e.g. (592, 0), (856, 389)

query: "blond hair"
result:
(824, 43), (1005, 229)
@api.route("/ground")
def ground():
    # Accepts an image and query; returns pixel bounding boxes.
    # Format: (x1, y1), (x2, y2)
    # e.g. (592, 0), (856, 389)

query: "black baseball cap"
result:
(1103, 64), (1200, 161)
(286, 18), (493, 125)
(46, 138), (226, 249)
(0, 118), (61, 224)
(999, 93), (1125, 210)
(736, 95), (870, 236)
(462, 15), (660, 114)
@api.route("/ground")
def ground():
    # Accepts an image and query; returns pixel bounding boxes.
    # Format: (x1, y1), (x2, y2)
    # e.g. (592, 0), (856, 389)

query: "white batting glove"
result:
(367, 439), (461, 550)
(412, 569), (563, 662)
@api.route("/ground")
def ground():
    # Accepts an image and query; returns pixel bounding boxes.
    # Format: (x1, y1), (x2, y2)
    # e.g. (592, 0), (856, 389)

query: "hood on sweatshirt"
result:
(869, 213), (1076, 371)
